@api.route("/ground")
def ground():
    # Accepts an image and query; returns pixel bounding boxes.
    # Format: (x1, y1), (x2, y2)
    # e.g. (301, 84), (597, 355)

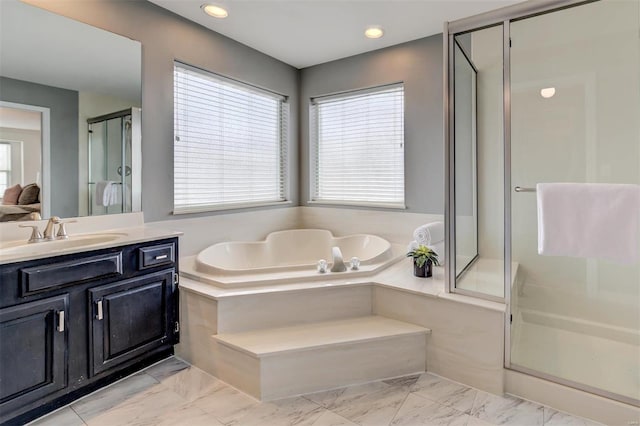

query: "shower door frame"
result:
(444, 0), (638, 407)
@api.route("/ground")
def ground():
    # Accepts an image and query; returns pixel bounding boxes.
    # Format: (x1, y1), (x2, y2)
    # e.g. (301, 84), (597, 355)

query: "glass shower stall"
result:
(445, 0), (640, 406)
(87, 108), (141, 216)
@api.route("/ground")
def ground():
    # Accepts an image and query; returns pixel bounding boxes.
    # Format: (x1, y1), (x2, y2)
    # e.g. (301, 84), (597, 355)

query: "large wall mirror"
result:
(0, 0), (141, 222)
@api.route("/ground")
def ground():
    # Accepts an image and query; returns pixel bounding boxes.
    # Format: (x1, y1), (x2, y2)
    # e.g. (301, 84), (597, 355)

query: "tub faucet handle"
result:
(317, 259), (327, 273)
(350, 257), (360, 270)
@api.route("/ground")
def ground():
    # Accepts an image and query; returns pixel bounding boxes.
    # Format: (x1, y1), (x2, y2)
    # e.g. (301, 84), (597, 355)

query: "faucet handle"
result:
(56, 220), (77, 239)
(19, 224), (44, 243)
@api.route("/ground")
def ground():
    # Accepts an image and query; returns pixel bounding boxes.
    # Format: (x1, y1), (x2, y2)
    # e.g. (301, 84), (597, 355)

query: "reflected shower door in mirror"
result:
(452, 25), (505, 299)
(0, 0), (141, 221)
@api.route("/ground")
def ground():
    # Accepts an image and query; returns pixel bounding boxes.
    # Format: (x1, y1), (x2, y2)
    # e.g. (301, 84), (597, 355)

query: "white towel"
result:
(537, 183), (640, 264)
(108, 183), (121, 206)
(407, 240), (446, 265)
(413, 222), (445, 246)
(429, 241), (445, 265)
(95, 181), (112, 207)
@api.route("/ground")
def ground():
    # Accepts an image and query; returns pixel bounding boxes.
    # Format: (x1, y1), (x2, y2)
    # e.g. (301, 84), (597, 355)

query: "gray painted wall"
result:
(27, 0), (300, 222)
(0, 76), (79, 218)
(299, 35), (444, 214)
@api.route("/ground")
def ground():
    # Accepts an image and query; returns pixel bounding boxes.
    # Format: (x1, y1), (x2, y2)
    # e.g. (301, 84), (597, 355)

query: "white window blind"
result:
(174, 63), (289, 213)
(310, 84), (405, 207)
(0, 142), (11, 194)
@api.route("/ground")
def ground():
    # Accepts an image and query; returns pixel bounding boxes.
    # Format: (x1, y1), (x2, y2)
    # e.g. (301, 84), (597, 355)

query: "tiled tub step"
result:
(211, 315), (431, 400)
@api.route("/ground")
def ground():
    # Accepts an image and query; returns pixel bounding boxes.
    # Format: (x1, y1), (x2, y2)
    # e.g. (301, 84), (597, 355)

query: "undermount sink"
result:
(0, 233), (127, 257)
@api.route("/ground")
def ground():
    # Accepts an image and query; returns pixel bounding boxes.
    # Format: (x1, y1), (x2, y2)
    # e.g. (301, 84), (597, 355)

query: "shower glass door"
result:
(509, 0), (640, 404)
(88, 113), (132, 215)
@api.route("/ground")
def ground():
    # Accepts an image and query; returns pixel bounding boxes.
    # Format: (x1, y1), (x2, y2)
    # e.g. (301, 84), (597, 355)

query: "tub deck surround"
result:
(177, 259), (506, 402)
(0, 212), (183, 264)
(185, 229), (403, 288)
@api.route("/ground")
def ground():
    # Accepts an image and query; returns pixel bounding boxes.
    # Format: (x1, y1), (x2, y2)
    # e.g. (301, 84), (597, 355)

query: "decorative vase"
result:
(413, 260), (433, 278)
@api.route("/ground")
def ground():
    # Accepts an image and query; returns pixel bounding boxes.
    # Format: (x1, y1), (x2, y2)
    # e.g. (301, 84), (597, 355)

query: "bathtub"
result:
(183, 229), (402, 288)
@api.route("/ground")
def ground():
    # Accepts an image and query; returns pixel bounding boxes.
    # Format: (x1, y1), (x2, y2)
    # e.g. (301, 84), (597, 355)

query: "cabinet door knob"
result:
(57, 311), (65, 332)
(96, 300), (103, 320)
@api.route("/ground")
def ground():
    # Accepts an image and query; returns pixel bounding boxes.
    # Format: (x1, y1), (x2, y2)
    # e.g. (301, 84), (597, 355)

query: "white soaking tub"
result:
(183, 229), (401, 288)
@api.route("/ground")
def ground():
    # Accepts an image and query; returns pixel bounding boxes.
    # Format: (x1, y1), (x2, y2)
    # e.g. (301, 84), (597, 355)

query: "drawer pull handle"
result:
(96, 300), (103, 320)
(154, 254), (168, 260)
(57, 311), (65, 332)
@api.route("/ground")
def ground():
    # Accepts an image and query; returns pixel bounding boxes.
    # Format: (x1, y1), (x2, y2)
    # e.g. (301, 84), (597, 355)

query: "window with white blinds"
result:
(310, 83), (405, 208)
(173, 63), (289, 213)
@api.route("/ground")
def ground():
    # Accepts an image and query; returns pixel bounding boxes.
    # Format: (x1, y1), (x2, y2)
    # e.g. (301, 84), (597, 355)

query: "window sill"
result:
(173, 200), (292, 215)
(307, 200), (407, 210)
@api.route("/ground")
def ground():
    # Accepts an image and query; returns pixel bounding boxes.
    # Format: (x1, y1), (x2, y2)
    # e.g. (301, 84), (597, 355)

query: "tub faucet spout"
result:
(331, 246), (347, 272)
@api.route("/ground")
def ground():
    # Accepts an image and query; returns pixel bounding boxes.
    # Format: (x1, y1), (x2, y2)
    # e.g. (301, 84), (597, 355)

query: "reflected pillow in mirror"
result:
(2, 184), (22, 205)
(18, 183), (39, 205)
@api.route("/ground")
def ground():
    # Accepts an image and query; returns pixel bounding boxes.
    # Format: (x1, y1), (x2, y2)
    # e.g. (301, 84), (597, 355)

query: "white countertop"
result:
(0, 212), (182, 264)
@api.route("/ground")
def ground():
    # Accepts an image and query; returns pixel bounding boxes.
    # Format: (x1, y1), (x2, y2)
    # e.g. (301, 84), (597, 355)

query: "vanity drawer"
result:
(20, 252), (123, 296)
(138, 243), (175, 270)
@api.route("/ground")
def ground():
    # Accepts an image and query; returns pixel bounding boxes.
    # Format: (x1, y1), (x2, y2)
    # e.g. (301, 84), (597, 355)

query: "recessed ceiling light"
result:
(202, 4), (228, 18)
(365, 26), (384, 39)
(540, 87), (556, 98)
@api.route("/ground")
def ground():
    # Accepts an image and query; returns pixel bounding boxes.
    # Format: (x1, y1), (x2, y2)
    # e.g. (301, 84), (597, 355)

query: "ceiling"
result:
(0, 0), (141, 102)
(148, 0), (523, 68)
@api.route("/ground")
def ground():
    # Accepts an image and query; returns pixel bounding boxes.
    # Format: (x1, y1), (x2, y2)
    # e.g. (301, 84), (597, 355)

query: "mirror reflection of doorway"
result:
(0, 102), (50, 221)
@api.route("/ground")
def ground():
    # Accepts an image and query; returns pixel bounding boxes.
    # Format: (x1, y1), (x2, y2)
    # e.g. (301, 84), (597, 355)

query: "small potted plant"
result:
(406, 245), (439, 278)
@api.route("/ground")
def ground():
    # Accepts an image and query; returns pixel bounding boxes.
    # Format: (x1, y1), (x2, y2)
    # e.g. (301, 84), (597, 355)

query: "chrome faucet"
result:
(43, 216), (61, 240)
(330, 246), (347, 272)
(19, 216), (68, 243)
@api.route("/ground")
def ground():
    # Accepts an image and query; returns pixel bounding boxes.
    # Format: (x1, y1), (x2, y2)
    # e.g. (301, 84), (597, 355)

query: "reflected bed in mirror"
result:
(0, 0), (141, 222)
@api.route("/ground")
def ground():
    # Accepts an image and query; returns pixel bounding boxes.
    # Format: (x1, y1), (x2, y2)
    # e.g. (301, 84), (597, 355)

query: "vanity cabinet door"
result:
(0, 295), (68, 418)
(89, 270), (176, 376)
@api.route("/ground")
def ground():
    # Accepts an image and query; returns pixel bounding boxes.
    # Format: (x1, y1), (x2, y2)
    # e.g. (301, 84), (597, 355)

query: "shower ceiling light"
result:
(365, 26), (384, 39)
(202, 4), (228, 18)
(540, 87), (556, 98)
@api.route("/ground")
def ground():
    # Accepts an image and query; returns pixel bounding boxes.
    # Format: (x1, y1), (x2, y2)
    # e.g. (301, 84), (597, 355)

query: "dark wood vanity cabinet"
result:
(0, 295), (68, 417)
(0, 237), (179, 425)
(89, 270), (176, 376)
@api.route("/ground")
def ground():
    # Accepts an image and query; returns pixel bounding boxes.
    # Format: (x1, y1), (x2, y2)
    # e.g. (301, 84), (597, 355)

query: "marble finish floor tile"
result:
(30, 358), (607, 426)
(138, 401), (224, 426)
(192, 379), (260, 424)
(28, 407), (86, 426)
(306, 381), (409, 426)
(466, 417), (495, 426)
(383, 375), (421, 390)
(390, 393), (469, 426)
(543, 408), (604, 426)
(143, 356), (190, 382)
(153, 364), (219, 402)
(82, 384), (187, 426)
(470, 391), (544, 426)
(411, 373), (478, 414)
(71, 373), (159, 422)
(311, 410), (359, 426)
(225, 396), (325, 426)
